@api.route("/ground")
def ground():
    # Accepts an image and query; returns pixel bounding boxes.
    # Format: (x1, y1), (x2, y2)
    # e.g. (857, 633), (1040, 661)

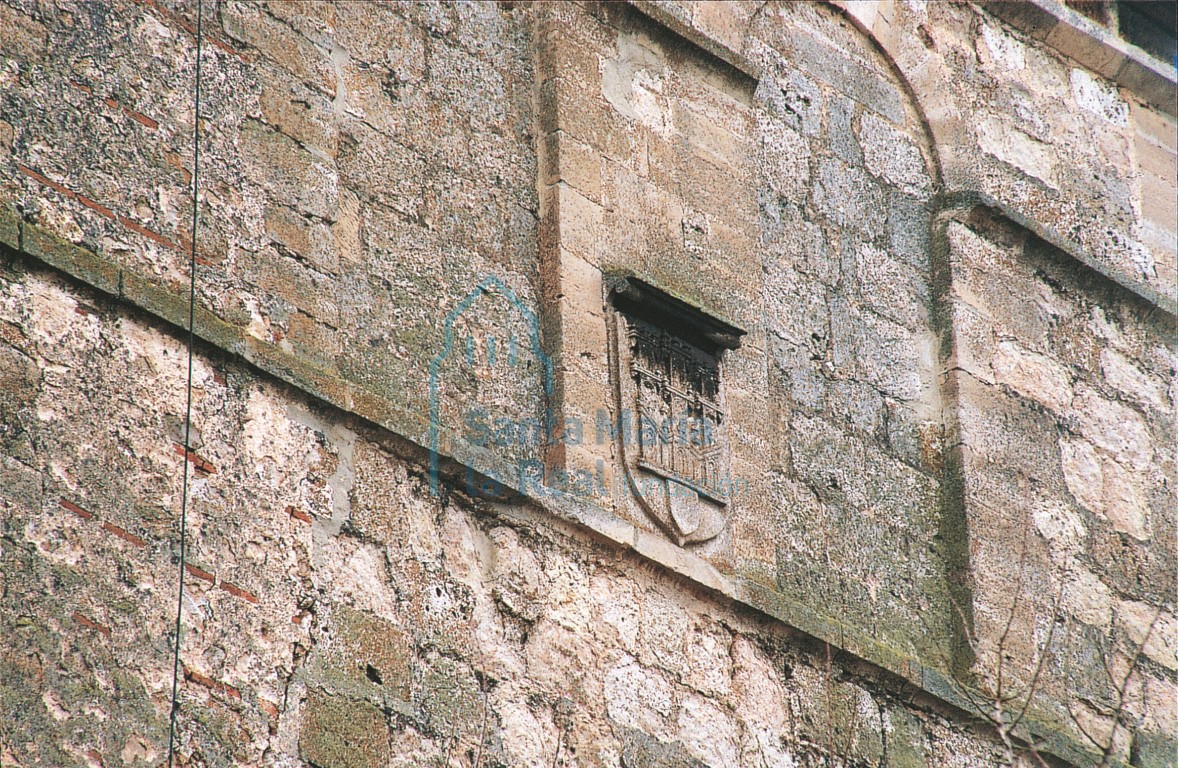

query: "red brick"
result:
(77, 194), (116, 220)
(124, 109), (158, 130)
(185, 563), (215, 583)
(174, 443), (217, 474)
(73, 610), (112, 638)
(60, 498), (94, 520)
(117, 214), (181, 250)
(218, 580), (259, 604)
(287, 505), (313, 524)
(17, 163), (76, 200)
(102, 521), (146, 547)
(185, 667), (242, 699)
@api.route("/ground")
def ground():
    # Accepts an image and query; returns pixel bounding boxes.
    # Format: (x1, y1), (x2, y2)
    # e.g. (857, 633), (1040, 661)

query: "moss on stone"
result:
(21, 220), (121, 297)
(299, 690), (391, 768)
(0, 201), (19, 250)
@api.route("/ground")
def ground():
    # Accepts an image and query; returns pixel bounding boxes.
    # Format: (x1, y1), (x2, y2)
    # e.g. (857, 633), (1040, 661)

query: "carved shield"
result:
(606, 276), (743, 546)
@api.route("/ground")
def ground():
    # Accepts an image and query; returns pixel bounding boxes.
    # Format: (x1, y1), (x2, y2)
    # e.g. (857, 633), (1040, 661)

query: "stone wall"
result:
(0, 258), (1026, 767)
(0, 1), (1174, 767)
(941, 208), (1177, 765)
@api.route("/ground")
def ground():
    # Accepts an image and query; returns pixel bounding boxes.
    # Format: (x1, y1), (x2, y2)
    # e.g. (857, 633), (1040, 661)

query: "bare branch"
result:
(550, 729), (564, 768)
(1099, 609), (1161, 767)
(996, 516), (1035, 708)
(1064, 607), (1161, 767)
(1067, 701), (1106, 754)
(1010, 579), (1066, 731)
(473, 637), (490, 768)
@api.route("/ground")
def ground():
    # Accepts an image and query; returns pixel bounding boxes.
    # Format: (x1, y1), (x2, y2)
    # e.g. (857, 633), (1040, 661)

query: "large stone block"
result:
(0, 3), (47, 60)
(812, 156), (887, 236)
(314, 605), (413, 699)
(241, 119), (338, 222)
(299, 691), (391, 768)
(859, 112), (931, 200)
(990, 339), (1074, 412)
(222, 1), (336, 96)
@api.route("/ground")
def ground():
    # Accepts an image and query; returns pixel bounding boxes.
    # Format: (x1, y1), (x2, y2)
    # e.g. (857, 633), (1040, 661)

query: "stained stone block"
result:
(813, 157), (887, 236)
(888, 190), (931, 274)
(299, 691), (391, 768)
(313, 605), (413, 700)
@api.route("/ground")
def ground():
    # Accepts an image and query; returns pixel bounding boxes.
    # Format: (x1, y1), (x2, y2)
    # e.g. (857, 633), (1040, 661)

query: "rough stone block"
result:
(336, 3), (424, 77)
(888, 190), (931, 274)
(779, 24), (904, 123)
(241, 119), (338, 221)
(859, 112), (931, 200)
(258, 66), (338, 158)
(546, 184), (604, 262)
(299, 691), (391, 768)
(318, 605), (413, 699)
(854, 242), (929, 331)
(0, 200), (18, 249)
(617, 724), (707, 768)
(827, 94), (862, 166)
(852, 309), (926, 402)
(763, 264), (828, 349)
(1131, 100), (1178, 152)
(0, 3), (48, 60)
(546, 130), (603, 203)
(976, 117), (1058, 187)
(223, 1), (336, 96)
(334, 121), (424, 220)
(758, 116), (810, 201)
(1068, 386), (1153, 470)
(754, 67), (823, 138)
(813, 156), (886, 236)
(264, 203), (340, 276)
(416, 657), (484, 742)
(990, 339), (1074, 412)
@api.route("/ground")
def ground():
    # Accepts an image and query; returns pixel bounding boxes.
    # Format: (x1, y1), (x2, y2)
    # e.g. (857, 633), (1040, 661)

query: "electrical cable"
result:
(166, 1), (203, 765)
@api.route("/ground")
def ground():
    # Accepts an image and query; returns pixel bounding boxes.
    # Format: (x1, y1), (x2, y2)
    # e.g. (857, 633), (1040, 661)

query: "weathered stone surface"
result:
(991, 339), (1074, 412)
(299, 691), (390, 768)
(1068, 386), (1153, 470)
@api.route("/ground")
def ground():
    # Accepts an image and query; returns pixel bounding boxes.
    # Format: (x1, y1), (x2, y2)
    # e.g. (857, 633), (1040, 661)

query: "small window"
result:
(1067, 1), (1110, 24)
(1118, 1), (1178, 64)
